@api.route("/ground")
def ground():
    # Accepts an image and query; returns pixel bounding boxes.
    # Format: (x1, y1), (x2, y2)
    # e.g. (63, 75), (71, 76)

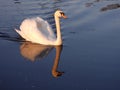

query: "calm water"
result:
(0, 0), (120, 89)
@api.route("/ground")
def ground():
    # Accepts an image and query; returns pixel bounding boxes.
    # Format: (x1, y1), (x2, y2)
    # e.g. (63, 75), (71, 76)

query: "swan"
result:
(15, 10), (67, 45)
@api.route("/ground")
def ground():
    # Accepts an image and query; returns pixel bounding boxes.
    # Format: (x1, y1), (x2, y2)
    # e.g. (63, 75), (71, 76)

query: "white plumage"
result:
(15, 10), (67, 45)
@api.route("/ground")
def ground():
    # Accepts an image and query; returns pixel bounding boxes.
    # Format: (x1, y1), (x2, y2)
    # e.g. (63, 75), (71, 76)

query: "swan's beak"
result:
(62, 15), (67, 19)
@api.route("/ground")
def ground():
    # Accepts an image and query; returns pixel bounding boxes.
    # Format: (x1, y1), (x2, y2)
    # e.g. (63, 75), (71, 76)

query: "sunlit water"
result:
(0, 0), (120, 89)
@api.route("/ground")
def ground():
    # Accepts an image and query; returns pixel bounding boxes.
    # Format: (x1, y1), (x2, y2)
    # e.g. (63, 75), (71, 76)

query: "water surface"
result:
(0, 0), (120, 89)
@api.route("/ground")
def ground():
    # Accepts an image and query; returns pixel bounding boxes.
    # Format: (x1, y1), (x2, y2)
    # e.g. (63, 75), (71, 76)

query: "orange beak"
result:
(62, 15), (67, 19)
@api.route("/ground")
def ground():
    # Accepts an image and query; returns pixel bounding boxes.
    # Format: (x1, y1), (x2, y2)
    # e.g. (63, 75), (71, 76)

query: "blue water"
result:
(0, 0), (120, 89)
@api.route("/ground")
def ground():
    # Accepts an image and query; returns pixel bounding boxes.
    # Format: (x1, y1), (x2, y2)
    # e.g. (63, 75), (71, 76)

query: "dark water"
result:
(0, 0), (120, 89)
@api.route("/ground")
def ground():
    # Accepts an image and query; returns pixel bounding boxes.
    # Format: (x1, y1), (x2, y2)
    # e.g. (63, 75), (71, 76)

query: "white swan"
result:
(15, 10), (67, 45)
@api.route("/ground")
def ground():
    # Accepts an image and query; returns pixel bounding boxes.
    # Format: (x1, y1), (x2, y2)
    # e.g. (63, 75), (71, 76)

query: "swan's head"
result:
(54, 10), (67, 19)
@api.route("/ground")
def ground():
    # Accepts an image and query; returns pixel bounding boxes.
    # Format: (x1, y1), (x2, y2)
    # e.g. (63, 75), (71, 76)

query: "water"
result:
(0, 0), (120, 89)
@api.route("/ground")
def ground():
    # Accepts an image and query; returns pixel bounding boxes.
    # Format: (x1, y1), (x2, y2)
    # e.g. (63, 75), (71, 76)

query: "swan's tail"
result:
(15, 29), (20, 35)
(15, 29), (30, 41)
(15, 29), (25, 39)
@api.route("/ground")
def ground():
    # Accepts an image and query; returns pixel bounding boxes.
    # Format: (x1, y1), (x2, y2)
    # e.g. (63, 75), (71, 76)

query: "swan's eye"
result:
(60, 12), (65, 16)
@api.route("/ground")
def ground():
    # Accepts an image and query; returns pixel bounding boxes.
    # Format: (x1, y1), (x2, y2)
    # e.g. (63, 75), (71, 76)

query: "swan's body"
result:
(15, 10), (67, 45)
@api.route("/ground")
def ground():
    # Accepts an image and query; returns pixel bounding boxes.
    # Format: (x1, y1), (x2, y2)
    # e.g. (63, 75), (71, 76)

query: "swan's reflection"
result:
(20, 42), (53, 61)
(20, 42), (64, 77)
(52, 45), (64, 77)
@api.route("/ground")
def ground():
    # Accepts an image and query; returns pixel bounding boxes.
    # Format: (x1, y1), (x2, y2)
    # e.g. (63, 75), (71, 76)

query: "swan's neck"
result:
(54, 16), (62, 45)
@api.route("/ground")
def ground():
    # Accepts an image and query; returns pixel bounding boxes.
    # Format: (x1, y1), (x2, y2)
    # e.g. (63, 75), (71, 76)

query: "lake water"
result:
(0, 0), (120, 89)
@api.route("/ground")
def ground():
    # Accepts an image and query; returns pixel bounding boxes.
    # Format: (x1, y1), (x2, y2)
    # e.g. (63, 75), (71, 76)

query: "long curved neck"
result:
(54, 15), (62, 45)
